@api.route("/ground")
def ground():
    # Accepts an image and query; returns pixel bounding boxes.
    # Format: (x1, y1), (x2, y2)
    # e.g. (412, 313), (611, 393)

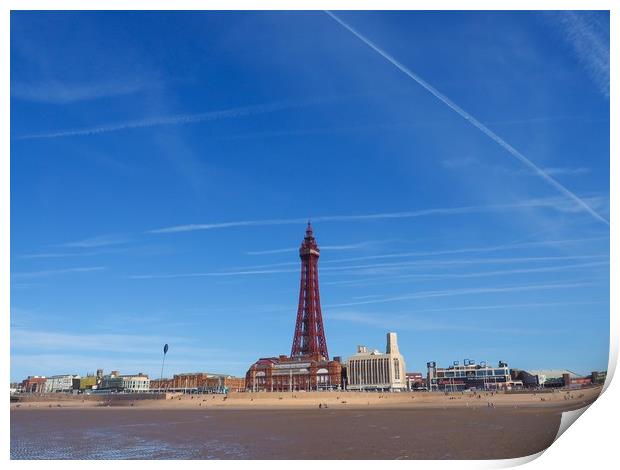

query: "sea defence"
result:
(11, 392), (168, 407)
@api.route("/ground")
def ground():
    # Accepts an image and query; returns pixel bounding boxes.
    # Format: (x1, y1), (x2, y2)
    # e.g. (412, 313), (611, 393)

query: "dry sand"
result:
(11, 386), (601, 410)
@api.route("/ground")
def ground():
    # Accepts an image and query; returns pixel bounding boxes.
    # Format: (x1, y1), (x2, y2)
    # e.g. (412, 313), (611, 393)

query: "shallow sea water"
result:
(11, 406), (567, 460)
(11, 411), (248, 459)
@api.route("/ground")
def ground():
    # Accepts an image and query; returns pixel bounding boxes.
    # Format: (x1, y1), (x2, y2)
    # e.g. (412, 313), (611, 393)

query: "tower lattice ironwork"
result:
(290, 222), (329, 359)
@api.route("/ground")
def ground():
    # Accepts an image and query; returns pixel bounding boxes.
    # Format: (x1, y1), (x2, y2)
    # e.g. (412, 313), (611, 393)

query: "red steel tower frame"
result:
(290, 222), (329, 359)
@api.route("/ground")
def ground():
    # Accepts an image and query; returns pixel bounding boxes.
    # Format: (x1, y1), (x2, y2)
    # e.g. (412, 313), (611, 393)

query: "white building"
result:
(100, 371), (150, 392)
(518, 369), (580, 388)
(44, 374), (80, 393)
(121, 374), (150, 392)
(346, 332), (407, 391)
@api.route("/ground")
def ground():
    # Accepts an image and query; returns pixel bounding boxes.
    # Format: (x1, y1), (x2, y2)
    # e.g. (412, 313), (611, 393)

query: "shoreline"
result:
(10, 385), (602, 412)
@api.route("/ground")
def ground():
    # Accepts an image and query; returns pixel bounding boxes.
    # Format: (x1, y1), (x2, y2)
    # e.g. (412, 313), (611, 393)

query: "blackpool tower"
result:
(290, 222), (329, 359)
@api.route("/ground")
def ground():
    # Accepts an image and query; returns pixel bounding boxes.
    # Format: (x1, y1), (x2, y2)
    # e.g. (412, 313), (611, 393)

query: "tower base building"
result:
(246, 355), (343, 392)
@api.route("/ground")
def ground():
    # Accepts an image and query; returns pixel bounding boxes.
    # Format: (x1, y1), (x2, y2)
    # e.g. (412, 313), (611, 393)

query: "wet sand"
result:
(11, 390), (599, 460)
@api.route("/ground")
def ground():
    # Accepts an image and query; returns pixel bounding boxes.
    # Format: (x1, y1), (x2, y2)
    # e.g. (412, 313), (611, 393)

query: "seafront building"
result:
(246, 223), (343, 392)
(405, 372), (425, 390)
(591, 371), (607, 384)
(150, 372), (245, 393)
(247, 355), (343, 392)
(121, 374), (150, 391)
(72, 375), (98, 392)
(99, 371), (150, 392)
(20, 376), (47, 393)
(427, 360), (518, 391)
(346, 333), (407, 391)
(511, 369), (593, 389)
(43, 374), (80, 393)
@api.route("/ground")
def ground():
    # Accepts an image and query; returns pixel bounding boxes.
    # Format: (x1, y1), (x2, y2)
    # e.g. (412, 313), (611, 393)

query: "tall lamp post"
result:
(160, 343), (169, 394)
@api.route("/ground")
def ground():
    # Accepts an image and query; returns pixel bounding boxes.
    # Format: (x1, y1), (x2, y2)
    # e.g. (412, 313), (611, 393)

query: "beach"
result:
(10, 386), (601, 459)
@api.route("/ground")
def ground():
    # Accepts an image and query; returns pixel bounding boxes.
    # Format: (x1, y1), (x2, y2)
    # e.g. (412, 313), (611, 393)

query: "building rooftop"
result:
(525, 369), (581, 379)
(174, 372), (240, 378)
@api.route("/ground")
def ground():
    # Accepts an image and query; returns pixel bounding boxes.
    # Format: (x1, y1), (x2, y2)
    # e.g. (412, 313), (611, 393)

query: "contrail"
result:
(13, 101), (302, 140)
(324, 11), (609, 227)
(147, 197), (600, 234)
(11, 266), (106, 279)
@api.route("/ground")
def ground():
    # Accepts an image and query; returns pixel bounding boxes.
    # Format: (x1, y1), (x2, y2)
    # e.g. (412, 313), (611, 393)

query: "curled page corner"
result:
(554, 404), (592, 443)
(492, 450), (545, 468)
(491, 401), (595, 469)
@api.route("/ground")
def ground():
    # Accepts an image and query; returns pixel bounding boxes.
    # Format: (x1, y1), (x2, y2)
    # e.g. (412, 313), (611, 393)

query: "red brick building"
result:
(150, 373), (245, 392)
(405, 372), (425, 390)
(21, 376), (47, 393)
(246, 355), (343, 392)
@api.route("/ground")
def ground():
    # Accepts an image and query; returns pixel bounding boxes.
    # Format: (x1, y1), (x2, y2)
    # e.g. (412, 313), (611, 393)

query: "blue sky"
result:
(10, 10), (609, 382)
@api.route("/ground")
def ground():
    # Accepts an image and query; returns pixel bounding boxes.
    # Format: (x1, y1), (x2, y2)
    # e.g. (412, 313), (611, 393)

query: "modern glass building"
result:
(427, 360), (517, 391)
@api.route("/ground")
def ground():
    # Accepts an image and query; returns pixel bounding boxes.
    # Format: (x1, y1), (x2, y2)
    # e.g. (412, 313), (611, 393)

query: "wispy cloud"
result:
(441, 157), (590, 177)
(21, 248), (127, 259)
(535, 167), (590, 176)
(548, 11), (609, 98)
(510, 167), (591, 177)
(245, 240), (382, 256)
(129, 268), (298, 280)
(148, 197), (604, 234)
(321, 255), (607, 272)
(128, 255), (607, 283)
(10, 353), (249, 379)
(318, 237), (609, 266)
(224, 237), (609, 274)
(327, 282), (592, 308)
(10, 329), (248, 377)
(11, 330), (174, 354)
(191, 234), (609, 283)
(11, 78), (157, 105)
(10, 329), (225, 357)
(10, 307), (43, 329)
(12, 266), (105, 279)
(324, 11), (609, 227)
(245, 247), (299, 255)
(216, 115), (607, 141)
(322, 260), (608, 287)
(351, 294), (385, 300)
(397, 300), (608, 315)
(486, 115), (609, 126)
(13, 98), (327, 140)
(327, 310), (553, 335)
(56, 234), (129, 248)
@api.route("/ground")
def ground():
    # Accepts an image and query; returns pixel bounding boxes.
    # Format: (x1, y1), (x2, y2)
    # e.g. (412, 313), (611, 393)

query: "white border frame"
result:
(2, 1), (616, 468)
